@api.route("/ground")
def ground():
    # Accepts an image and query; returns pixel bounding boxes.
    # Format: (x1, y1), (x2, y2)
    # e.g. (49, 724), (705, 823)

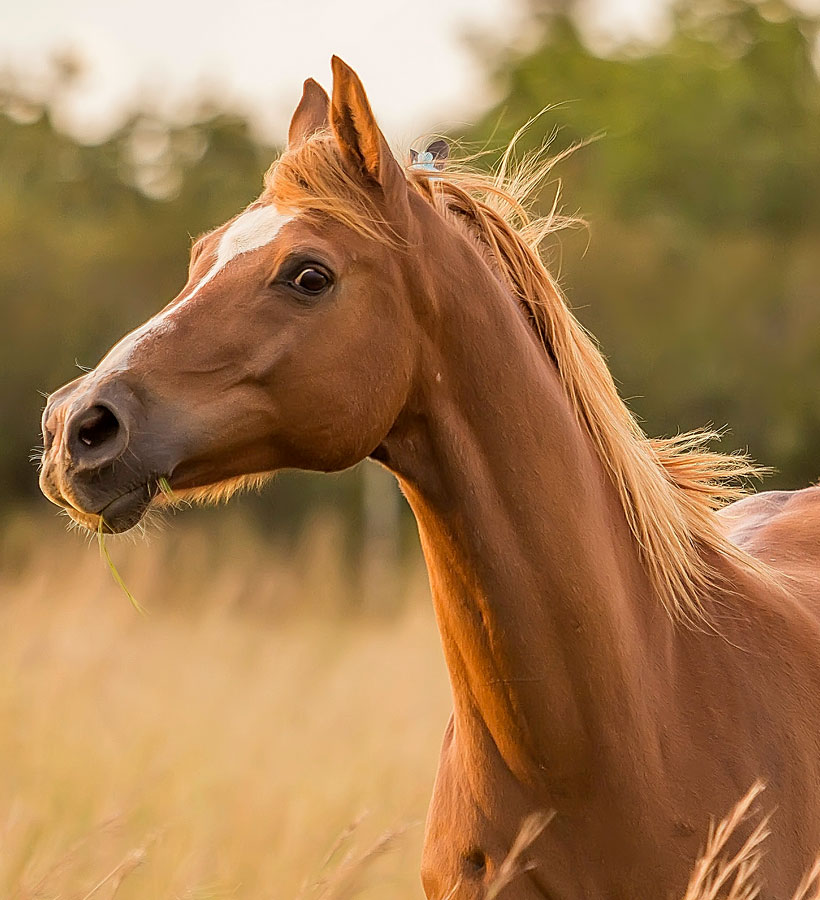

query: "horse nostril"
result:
(76, 405), (121, 451)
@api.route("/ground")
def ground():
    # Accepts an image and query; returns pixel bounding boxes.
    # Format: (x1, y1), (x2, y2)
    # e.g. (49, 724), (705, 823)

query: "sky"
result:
(1, 0), (818, 144)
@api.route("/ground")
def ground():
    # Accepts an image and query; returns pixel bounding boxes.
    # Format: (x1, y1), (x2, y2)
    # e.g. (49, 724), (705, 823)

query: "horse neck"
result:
(378, 238), (674, 788)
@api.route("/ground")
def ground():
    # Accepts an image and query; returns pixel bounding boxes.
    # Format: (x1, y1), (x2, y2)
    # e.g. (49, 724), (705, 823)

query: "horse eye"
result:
(293, 267), (330, 294)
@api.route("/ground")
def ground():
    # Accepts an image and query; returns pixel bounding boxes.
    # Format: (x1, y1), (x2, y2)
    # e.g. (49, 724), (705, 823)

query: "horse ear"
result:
(288, 79), (330, 150)
(329, 56), (407, 208)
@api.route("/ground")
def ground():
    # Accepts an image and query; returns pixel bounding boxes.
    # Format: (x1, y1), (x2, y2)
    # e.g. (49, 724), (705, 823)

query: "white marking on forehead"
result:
(100, 204), (295, 368)
(216, 203), (294, 269)
(184, 204), (295, 304)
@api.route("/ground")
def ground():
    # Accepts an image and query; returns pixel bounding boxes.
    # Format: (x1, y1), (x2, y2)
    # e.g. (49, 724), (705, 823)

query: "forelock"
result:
(263, 133), (404, 245)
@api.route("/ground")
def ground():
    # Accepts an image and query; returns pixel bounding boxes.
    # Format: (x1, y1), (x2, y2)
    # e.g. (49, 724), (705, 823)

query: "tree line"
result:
(2, 0), (819, 534)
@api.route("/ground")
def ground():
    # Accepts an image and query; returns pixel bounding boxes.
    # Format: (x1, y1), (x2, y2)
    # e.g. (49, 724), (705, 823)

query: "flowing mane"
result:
(265, 131), (771, 623)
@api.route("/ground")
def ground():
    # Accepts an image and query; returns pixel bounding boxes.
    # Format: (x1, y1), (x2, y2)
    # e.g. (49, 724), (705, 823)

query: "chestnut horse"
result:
(39, 58), (820, 899)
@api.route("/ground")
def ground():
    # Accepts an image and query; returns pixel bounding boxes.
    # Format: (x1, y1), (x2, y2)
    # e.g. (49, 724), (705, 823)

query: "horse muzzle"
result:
(39, 375), (176, 533)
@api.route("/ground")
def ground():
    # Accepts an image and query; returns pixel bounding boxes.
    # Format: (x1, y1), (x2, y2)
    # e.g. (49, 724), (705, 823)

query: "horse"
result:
(38, 57), (820, 899)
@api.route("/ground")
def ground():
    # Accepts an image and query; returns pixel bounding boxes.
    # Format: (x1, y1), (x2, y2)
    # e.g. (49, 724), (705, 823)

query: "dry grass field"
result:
(5, 506), (818, 900)
(0, 507), (450, 900)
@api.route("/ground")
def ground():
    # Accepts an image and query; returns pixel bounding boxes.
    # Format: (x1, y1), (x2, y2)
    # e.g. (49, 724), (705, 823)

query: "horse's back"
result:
(707, 487), (820, 895)
(721, 486), (820, 588)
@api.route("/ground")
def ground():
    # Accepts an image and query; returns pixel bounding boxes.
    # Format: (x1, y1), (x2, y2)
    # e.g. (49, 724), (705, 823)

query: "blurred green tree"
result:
(464, 0), (820, 485)
(3, 0), (820, 535)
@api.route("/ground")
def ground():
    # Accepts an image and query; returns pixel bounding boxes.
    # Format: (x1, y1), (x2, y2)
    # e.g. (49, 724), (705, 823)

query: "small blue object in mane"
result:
(409, 139), (449, 174)
(410, 150), (438, 172)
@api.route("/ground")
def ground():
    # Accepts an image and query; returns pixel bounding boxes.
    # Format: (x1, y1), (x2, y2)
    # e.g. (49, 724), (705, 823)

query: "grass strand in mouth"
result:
(97, 517), (147, 616)
(158, 475), (177, 504)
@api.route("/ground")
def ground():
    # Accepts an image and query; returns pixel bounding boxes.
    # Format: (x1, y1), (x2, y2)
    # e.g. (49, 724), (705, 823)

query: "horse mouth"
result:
(64, 482), (157, 534)
(100, 483), (156, 533)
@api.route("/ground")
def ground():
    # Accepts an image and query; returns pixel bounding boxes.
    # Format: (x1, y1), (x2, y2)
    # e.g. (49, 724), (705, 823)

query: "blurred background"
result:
(2, 0), (819, 896)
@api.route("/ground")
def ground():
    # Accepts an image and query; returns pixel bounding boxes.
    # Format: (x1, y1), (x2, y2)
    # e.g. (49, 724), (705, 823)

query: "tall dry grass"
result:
(3, 508), (819, 899)
(0, 508), (449, 899)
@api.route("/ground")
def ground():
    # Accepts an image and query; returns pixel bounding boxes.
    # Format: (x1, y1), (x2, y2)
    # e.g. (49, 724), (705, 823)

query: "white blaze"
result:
(101, 204), (295, 368)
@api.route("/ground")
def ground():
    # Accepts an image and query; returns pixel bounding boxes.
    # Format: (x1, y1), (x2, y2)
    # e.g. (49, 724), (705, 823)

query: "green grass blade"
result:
(97, 518), (147, 616)
(157, 476), (176, 502)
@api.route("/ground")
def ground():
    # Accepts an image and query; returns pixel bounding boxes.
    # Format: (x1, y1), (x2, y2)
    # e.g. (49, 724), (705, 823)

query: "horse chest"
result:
(419, 716), (722, 900)
(420, 717), (607, 900)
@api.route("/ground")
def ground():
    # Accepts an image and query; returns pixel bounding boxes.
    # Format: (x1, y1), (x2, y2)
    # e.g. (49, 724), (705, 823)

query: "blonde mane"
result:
(265, 131), (771, 623)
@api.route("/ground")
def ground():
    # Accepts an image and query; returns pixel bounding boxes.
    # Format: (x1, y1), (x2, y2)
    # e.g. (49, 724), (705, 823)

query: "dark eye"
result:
(292, 267), (330, 295)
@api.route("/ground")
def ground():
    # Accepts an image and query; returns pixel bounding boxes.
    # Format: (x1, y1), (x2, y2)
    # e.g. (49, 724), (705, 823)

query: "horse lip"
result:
(97, 482), (156, 534)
